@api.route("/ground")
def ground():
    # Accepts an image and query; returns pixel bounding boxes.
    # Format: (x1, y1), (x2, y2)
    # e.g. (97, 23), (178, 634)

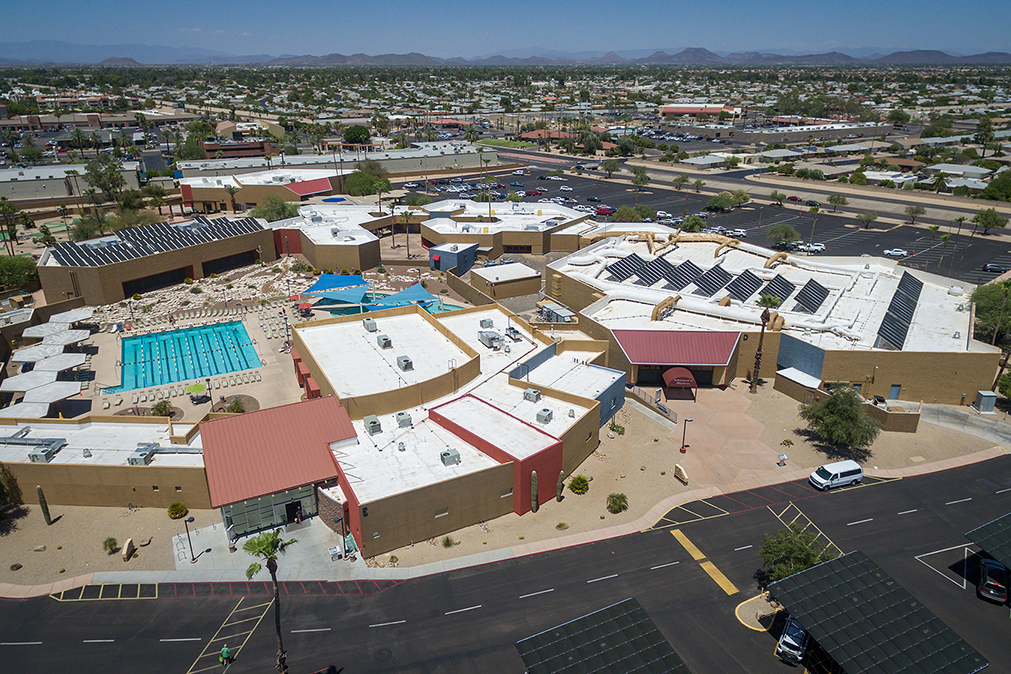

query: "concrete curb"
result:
(1, 445), (1006, 597)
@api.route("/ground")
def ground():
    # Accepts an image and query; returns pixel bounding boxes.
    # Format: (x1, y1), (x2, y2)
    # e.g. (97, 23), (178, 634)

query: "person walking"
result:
(220, 644), (232, 666)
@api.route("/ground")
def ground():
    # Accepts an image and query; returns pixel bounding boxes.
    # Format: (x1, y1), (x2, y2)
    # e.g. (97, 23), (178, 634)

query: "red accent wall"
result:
(428, 396), (563, 516)
(181, 184), (193, 206)
(273, 228), (303, 257)
(332, 463), (363, 555)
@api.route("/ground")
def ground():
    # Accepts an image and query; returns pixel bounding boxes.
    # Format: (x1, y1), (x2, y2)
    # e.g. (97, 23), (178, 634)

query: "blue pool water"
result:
(108, 321), (259, 392)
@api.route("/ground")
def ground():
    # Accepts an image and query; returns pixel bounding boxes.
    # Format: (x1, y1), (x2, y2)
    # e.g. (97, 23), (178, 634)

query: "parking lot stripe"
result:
(671, 530), (706, 561)
(586, 574), (618, 584)
(444, 605), (482, 615)
(734, 545), (753, 551)
(847, 518), (873, 526)
(897, 509), (917, 515)
(650, 561), (680, 570)
(369, 620), (406, 628)
(945, 498), (972, 505)
(699, 561), (739, 596)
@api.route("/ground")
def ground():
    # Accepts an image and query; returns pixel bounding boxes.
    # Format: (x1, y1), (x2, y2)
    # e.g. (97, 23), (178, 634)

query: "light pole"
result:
(184, 516), (196, 564)
(680, 418), (693, 453)
(751, 307), (771, 394)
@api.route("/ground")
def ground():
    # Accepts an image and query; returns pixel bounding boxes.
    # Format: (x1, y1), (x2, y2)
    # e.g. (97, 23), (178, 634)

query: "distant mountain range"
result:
(1, 41), (1010, 66)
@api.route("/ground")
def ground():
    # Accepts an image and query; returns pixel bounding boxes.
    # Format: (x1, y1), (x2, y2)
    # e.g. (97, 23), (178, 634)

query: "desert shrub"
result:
(442, 536), (454, 548)
(606, 493), (629, 514)
(151, 400), (172, 417)
(103, 537), (118, 554)
(167, 502), (188, 519)
(568, 475), (590, 495)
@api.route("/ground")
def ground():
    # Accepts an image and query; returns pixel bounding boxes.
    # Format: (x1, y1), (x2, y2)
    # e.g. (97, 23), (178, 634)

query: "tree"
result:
(244, 529), (299, 674)
(725, 155), (741, 169)
(151, 400), (173, 417)
(606, 493), (628, 514)
(731, 189), (750, 208)
(692, 179), (705, 192)
(71, 214), (105, 241)
(767, 222), (801, 246)
(249, 194), (299, 223)
(927, 224), (940, 250)
(144, 184), (167, 215)
(610, 205), (642, 223)
(681, 215), (706, 232)
(757, 294), (782, 309)
(0, 256), (38, 287)
(769, 190), (787, 206)
(673, 174), (690, 190)
(800, 385), (881, 449)
(706, 192), (735, 212)
(223, 185), (240, 212)
(904, 204), (926, 224)
(357, 158), (388, 179)
(975, 116), (995, 158)
(849, 172), (867, 185)
(0, 197), (17, 256)
(600, 158), (620, 179)
(937, 233), (951, 273)
(226, 398), (245, 414)
(631, 171), (650, 192)
(827, 193), (848, 212)
(973, 207), (1008, 235)
(887, 109), (911, 125)
(83, 154), (126, 203)
(343, 170), (391, 197)
(857, 211), (878, 229)
(759, 522), (838, 584)
(38, 224), (56, 247)
(931, 173), (949, 194)
(980, 171), (1011, 202)
(343, 125), (371, 146)
(972, 279), (1011, 341)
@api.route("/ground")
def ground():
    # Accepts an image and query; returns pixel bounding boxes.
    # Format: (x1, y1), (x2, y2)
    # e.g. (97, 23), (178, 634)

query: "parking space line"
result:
(699, 561), (739, 596)
(185, 597), (273, 674)
(847, 518), (873, 526)
(671, 530), (706, 561)
(898, 509), (917, 515)
(586, 574), (618, 584)
(445, 605), (482, 615)
(369, 620), (406, 628)
(945, 498), (972, 505)
(651, 561), (680, 570)
(519, 588), (554, 599)
(735, 545), (753, 551)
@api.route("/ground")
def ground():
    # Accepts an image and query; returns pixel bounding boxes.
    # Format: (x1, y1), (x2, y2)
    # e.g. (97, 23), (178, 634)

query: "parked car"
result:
(776, 615), (809, 664)
(548, 175), (564, 181)
(595, 207), (615, 216)
(587, 196), (601, 202)
(883, 248), (910, 258)
(731, 228), (747, 238)
(509, 182), (524, 187)
(512, 169), (526, 175)
(537, 175), (547, 180)
(977, 559), (1009, 604)
(560, 185), (573, 191)
(403, 182), (420, 189)
(809, 459), (862, 491)
(982, 263), (1008, 273)
(806, 199), (821, 208)
(787, 195), (803, 202)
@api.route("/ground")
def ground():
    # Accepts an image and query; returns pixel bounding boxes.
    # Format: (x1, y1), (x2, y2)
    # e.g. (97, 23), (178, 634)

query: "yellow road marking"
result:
(671, 529), (706, 561)
(186, 597), (274, 674)
(233, 601), (272, 613)
(700, 560), (739, 595)
(734, 592), (773, 632)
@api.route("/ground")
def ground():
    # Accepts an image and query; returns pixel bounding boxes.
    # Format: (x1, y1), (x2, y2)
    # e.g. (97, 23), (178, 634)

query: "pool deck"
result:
(88, 304), (307, 422)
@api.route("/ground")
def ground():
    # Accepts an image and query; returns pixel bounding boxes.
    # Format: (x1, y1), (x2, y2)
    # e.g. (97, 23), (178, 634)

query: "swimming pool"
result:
(108, 321), (259, 392)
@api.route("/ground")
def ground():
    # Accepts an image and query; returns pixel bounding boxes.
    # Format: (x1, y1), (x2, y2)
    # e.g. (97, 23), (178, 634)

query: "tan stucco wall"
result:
(470, 273), (542, 300)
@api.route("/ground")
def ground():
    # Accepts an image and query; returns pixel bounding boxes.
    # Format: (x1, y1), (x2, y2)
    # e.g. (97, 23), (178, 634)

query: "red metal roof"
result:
(612, 330), (740, 367)
(284, 177), (334, 197)
(201, 396), (356, 508)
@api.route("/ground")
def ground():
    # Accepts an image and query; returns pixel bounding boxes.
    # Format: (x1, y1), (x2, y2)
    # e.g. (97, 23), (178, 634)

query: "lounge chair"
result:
(177, 387), (185, 396)
(242, 374), (250, 384)
(140, 393), (147, 403)
(102, 400), (110, 410)
(222, 378), (229, 388)
(114, 397), (123, 406)
(253, 372), (261, 382)
(230, 377), (238, 386)
(214, 380), (220, 389)
(170, 389), (177, 398)
(131, 394), (139, 404)
(156, 390), (164, 400)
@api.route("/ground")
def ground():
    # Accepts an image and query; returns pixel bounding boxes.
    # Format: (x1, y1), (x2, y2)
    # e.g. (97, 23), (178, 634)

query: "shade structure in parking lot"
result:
(769, 551), (987, 674)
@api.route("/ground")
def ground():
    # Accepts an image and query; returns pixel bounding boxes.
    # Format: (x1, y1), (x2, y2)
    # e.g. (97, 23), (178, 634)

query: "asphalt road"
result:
(411, 157), (1011, 285)
(4, 456), (1010, 674)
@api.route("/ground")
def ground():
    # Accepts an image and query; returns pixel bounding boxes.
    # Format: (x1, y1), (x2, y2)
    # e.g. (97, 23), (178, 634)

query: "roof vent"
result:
(364, 415), (382, 435)
(480, 318), (494, 329)
(440, 448), (461, 466)
(536, 408), (553, 424)
(396, 411), (412, 427)
(398, 441), (406, 452)
(524, 388), (541, 402)
(397, 355), (413, 371)
(377, 334), (392, 349)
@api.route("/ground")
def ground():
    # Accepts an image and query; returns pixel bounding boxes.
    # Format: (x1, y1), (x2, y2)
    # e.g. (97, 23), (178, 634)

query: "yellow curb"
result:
(735, 591), (776, 632)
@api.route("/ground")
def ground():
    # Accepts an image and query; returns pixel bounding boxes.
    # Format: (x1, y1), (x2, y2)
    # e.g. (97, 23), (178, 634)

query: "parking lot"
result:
(404, 165), (1011, 285)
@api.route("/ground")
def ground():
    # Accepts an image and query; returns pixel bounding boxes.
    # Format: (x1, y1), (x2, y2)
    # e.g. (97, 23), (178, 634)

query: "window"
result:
(372, 531), (380, 539)
(175, 486), (183, 492)
(500, 487), (513, 498)
(435, 507), (449, 518)
(152, 485), (159, 491)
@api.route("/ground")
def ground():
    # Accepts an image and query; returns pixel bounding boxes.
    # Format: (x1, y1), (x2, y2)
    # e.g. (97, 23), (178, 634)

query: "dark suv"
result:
(977, 559), (1009, 604)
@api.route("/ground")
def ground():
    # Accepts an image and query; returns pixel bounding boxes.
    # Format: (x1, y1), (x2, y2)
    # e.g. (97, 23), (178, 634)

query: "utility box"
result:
(127, 443), (158, 466)
(524, 388), (542, 403)
(28, 445), (59, 463)
(480, 318), (494, 329)
(536, 408), (553, 424)
(396, 411), (412, 428)
(397, 355), (413, 371)
(974, 390), (997, 414)
(364, 415), (382, 435)
(478, 330), (503, 350)
(377, 334), (392, 349)
(440, 448), (461, 466)
(363, 317), (377, 332)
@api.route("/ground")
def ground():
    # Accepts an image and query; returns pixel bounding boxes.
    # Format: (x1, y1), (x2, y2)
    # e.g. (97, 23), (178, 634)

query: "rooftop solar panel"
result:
(877, 311), (911, 350)
(793, 279), (830, 314)
(634, 262), (664, 286)
(692, 265), (732, 297)
(725, 270), (763, 302)
(607, 253), (646, 282)
(516, 598), (691, 674)
(761, 274), (796, 303)
(666, 259), (703, 290)
(648, 258), (680, 287)
(770, 551), (987, 674)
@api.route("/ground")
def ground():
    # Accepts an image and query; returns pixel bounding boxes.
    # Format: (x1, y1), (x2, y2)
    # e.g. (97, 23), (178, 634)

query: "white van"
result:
(809, 460), (863, 491)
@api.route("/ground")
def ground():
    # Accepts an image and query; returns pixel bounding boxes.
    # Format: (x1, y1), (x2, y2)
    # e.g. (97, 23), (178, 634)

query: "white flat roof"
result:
(271, 204), (380, 247)
(11, 343), (65, 362)
(0, 403), (50, 419)
(436, 395), (557, 460)
(337, 415), (499, 503)
(41, 329), (89, 346)
(521, 352), (620, 400)
(471, 262), (540, 283)
(424, 200), (583, 235)
(468, 375), (590, 439)
(0, 421), (203, 467)
(50, 307), (94, 323)
(435, 308), (539, 372)
(295, 313), (469, 397)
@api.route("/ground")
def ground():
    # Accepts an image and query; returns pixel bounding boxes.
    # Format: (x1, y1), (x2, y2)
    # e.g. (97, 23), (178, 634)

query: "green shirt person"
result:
(220, 644), (231, 664)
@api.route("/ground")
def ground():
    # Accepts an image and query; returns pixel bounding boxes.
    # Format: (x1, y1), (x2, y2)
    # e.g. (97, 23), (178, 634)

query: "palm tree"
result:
(993, 279), (1011, 346)
(937, 233), (951, 273)
(932, 173), (949, 194)
(464, 125), (479, 143)
(927, 224), (939, 251)
(223, 185), (240, 213)
(244, 529), (298, 674)
(949, 216), (967, 276)
(0, 197), (17, 256)
(70, 127), (87, 152)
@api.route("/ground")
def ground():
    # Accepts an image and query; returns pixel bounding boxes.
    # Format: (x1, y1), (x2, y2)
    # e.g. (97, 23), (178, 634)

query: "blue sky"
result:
(19, 0), (1011, 58)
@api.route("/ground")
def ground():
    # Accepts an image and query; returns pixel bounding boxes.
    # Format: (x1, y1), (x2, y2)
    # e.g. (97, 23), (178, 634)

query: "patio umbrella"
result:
(185, 383), (207, 394)
(298, 303), (313, 310)
(289, 295), (300, 301)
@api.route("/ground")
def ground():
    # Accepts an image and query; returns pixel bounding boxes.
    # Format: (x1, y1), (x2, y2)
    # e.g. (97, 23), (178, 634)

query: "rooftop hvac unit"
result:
(396, 411), (412, 428)
(478, 330), (503, 350)
(377, 334), (392, 349)
(440, 448), (461, 466)
(364, 415), (382, 436)
(397, 356), (413, 371)
(450, 244), (459, 252)
(127, 443), (159, 466)
(28, 445), (59, 463)
(398, 442), (406, 452)
(479, 318), (494, 329)
(363, 317), (377, 332)
(536, 408), (553, 424)
(524, 388), (541, 402)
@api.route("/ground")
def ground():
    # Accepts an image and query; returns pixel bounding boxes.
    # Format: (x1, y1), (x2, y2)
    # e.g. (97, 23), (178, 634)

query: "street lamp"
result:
(680, 418), (693, 454)
(184, 516), (197, 564)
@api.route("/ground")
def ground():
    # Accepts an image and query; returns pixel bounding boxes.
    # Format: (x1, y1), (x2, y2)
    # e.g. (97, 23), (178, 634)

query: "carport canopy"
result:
(966, 512), (1011, 568)
(769, 551), (988, 674)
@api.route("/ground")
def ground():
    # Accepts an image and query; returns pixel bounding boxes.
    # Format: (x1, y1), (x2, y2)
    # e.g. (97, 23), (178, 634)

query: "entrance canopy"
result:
(769, 551), (987, 674)
(663, 367), (697, 388)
